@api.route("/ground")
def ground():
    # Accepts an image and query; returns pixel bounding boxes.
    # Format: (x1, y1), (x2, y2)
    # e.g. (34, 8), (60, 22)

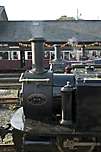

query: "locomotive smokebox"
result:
(20, 38), (53, 122)
(60, 81), (73, 126)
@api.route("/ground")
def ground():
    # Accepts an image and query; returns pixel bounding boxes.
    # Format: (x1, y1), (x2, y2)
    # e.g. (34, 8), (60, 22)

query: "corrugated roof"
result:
(0, 20), (101, 42)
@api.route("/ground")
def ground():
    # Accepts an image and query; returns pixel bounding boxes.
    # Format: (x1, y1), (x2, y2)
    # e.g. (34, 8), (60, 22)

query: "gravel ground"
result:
(0, 89), (18, 144)
(0, 104), (15, 144)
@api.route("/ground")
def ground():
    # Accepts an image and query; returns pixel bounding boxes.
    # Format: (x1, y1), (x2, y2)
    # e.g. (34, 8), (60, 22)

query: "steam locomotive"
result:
(1, 37), (101, 152)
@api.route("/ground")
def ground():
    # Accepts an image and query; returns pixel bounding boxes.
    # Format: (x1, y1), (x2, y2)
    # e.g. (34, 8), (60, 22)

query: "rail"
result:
(0, 97), (19, 104)
(0, 70), (22, 87)
(0, 70), (23, 104)
(0, 144), (15, 152)
(0, 83), (21, 89)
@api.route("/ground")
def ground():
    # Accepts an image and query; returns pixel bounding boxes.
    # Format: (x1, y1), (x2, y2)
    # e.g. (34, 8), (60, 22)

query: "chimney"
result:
(54, 44), (61, 61)
(30, 38), (45, 73)
(50, 44), (66, 72)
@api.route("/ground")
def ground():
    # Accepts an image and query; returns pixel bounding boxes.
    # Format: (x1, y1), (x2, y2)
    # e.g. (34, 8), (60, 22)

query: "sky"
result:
(0, 0), (101, 20)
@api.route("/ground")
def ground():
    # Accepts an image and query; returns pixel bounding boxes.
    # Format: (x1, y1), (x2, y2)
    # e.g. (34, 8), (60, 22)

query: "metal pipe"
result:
(54, 44), (61, 61)
(30, 38), (45, 73)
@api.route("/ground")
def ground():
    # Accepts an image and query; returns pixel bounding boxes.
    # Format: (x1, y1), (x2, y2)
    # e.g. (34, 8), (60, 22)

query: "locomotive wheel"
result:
(55, 136), (101, 152)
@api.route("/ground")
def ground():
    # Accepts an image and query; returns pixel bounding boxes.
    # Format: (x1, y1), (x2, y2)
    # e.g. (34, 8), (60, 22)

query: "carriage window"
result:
(27, 52), (32, 59)
(13, 52), (18, 59)
(64, 52), (70, 60)
(0, 52), (8, 59)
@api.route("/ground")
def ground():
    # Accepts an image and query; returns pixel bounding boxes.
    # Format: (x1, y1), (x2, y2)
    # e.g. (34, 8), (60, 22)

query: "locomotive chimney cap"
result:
(29, 37), (45, 42)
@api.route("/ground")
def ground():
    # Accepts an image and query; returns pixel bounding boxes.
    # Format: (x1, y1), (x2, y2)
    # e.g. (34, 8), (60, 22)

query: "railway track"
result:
(0, 144), (15, 152)
(0, 144), (58, 152)
(0, 97), (18, 104)
(0, 70), (22, 104)
(0, 71), (22, 89)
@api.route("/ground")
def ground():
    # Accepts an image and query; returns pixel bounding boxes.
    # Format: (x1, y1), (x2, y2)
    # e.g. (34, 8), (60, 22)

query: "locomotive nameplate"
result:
(26, 93), (47, 105)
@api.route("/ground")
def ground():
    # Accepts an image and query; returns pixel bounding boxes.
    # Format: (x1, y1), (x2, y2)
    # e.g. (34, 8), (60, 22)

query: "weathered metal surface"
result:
(76, 80), (101, 131)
